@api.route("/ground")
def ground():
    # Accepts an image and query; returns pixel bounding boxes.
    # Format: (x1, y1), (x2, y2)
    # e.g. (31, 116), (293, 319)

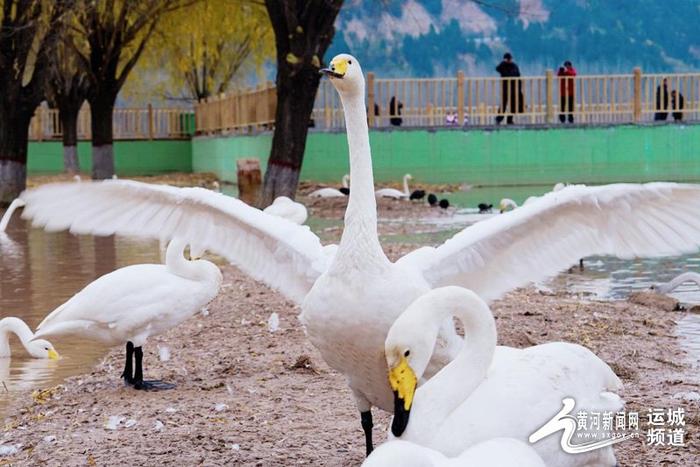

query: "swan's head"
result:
(321, 54), (364, 96)
(405, 174), (413, 181)
(28, 339), (59, 360)
(385, 299), (441, 437)
(499, 198), (517, 213)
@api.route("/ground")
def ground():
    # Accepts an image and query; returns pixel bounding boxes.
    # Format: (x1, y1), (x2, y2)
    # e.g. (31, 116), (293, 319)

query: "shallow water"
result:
(2, 184), (700, 409)
(0, 216), (162, 412)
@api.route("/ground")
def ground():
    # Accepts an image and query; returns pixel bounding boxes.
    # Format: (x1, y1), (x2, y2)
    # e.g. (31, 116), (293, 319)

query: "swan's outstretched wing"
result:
(21, 180), (334, 304)
(398, 183), (700, 302)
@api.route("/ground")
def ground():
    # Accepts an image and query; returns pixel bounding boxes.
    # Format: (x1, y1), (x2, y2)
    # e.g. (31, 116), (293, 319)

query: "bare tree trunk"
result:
(262, 66), (319, 204)
(89, 95), (115, 180)
(0, 108), (32, 206)
(262, 0), (343, 207)
(59, 102), (82, 174)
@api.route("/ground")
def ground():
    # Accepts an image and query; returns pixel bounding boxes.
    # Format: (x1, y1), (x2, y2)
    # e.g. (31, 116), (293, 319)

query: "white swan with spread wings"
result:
(18, 54), (700, 455)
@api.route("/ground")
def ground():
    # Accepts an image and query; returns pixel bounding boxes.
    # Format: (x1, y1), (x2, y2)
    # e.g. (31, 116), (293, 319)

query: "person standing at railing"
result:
(495, 52), (522, 125)
(654, 78), (669, 121)
(557, 61), (577, 123)
(390, 96), (403, 126)
(671, 89), (684, 121)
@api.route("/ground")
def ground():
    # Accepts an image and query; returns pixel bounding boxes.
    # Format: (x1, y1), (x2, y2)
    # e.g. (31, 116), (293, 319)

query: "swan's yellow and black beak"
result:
(388, 355), (417, 437)
(320, 57), (348, 79)
(47, 349), (60, 360)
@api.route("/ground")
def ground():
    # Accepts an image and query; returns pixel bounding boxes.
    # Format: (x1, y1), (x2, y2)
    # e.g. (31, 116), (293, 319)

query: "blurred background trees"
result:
(0, 0), (68, 205)
(130, 0), (273, 103)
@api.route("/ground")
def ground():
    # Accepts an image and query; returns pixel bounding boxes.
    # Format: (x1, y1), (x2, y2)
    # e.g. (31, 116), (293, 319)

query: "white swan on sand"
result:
(376, 174), (412, 199)
(309, 174), (350, 198)
(33, 238), (221, 390)
(363, 438), (545, 467)
(16, 54), (700, 454)
(263, 196), (308, 225)
(0, 198), (26, 232)
(0, 317), (58, 359)
(385, 286), (623, 466)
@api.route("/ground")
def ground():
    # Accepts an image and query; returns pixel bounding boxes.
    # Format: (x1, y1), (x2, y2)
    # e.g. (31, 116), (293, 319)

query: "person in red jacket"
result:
(558, 61), (576, 123)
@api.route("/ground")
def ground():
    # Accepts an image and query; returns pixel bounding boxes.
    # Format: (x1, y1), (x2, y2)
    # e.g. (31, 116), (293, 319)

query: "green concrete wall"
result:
(28, 140), (192, 175)
(192, 124), (700, 186)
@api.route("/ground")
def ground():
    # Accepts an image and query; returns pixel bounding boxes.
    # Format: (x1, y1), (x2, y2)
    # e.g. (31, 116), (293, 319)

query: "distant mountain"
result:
(327, 0), (700, 77)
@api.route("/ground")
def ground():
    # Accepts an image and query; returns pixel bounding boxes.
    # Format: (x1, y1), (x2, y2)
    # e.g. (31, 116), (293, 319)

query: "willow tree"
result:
(130, 0), (273, 103)
(0, 0), (67, 205)
(262, 0), (343, 205)
(68, 0), (190, 179)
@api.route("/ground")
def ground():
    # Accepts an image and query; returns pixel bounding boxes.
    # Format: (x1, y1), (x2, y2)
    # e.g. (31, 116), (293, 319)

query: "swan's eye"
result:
(348, 60), (352, 65)
(404, 349), (410, 357)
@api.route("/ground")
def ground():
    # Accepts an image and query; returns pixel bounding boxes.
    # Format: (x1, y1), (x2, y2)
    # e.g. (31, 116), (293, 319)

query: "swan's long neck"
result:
(165, 238), (200, 279)
(0, 198), (25, 232)
(417, 288), (497, 423)
(657, 272), (700, 294)
(342, 174), (350, 188)
(0, 317), (35, 357)
(334, 87), (388, 270)
(403, 176), (410, 196)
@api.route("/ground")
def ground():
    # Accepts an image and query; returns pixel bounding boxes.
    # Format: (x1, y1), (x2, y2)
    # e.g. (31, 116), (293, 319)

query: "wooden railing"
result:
(194, 82), (276, 135)
(28, 104), (194, 141)
(194, 69), (700, 133)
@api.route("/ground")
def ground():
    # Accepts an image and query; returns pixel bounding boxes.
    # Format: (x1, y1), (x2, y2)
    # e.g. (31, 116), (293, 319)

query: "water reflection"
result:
(0, 210), (161, 411)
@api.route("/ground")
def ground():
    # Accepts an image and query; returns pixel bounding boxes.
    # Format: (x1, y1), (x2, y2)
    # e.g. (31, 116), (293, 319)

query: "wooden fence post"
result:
(633, 67), (642, 122)
(545, 69), (554, 124)
(148, 103), (154, 139)
(457, 71), (465, 125)
(367, 72), (375, 127)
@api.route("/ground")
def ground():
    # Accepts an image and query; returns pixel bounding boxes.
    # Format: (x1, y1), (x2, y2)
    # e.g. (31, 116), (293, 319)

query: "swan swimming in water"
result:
(385, 287), (623, 466)
(17, 54), (700, 454)
(33, 238), (221, 390)
(376, 174), (412, 199)
(363, 438), (545, 467)
(309, 174), (350, 198)
(0, 317), (58, 360)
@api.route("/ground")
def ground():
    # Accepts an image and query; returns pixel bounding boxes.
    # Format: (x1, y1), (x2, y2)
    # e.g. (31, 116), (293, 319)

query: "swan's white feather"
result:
(400, 183), (700, 302)
(34, 240), (222, 347)
(21, 180), (330, 304)
(375, 188), (407, 199)
(309, 187), (346, 198)
(363, 438), (545, 467)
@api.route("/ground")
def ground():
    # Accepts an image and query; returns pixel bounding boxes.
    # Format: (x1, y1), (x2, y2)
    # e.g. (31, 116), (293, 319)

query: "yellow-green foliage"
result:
(127, 0), (274, 103)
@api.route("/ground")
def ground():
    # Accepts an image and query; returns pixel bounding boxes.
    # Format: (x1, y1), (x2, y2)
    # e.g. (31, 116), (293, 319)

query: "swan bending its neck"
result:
(0, 317), (58, 359)
(386, 287), (496, 435)
(166, 237), (219, 282)
(653, 271), (700, 294)
(0, 198), (26, 232)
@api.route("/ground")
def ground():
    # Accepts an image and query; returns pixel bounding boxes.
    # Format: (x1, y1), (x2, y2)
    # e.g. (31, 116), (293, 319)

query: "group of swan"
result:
(376, 286), (621, 466)
(1, 238), (221, 390)
(11, 53), (700, 462)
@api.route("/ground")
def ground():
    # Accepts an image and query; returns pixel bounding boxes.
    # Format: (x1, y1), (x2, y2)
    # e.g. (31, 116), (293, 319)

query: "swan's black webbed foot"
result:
(131, 345), (175, 391)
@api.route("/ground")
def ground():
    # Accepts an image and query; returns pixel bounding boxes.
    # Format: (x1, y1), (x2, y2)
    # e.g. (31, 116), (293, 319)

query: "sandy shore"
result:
(2, 188), (699, 466)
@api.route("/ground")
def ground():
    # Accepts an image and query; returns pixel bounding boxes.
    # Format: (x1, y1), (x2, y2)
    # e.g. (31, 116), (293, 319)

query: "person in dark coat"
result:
(671, 90), (684, 121)
(557, 61), (577, 123)
(654, 78), (669, 121)
(389, 96), (403, 126)
(495, 53), (523, 125)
